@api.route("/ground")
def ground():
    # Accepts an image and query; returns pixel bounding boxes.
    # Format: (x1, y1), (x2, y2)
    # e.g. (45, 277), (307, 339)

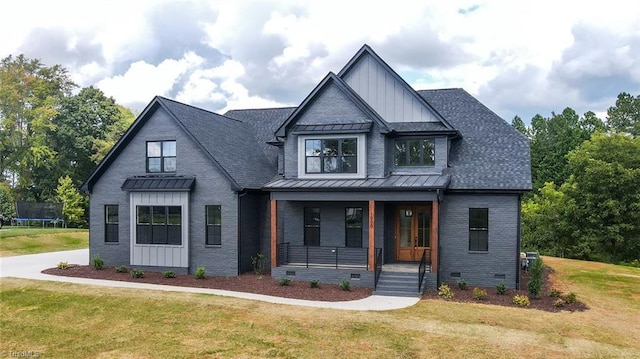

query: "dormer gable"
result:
(275, 72), (390, 138)
(338, 44), (454, 129)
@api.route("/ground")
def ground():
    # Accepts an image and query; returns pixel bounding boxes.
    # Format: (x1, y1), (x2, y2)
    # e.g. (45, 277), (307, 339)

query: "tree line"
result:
(513, 93), (640, 264)
(0, 55), (135, 226)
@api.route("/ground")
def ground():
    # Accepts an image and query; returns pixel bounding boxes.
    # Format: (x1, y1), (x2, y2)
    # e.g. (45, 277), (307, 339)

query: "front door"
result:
(396, 205), (430, 261)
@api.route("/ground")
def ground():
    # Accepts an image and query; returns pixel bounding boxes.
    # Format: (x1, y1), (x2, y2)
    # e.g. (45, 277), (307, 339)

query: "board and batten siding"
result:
(342, 52), (438, 123)
(130, 191), (189, 267)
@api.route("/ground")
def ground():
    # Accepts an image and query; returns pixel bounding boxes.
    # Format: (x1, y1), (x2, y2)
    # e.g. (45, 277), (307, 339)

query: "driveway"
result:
(0, 249), (420, 311)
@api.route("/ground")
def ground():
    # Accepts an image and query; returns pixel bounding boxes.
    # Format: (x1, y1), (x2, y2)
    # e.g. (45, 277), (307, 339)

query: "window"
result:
(206, 205), (222, 245)
(304, 207), (320, 246)
(147, 140), (176, 173)
(394, 139), (435, 167)
(105, 205), (118, 243)
(469, 208), (488, 251)
(136, 205), (182, 245)
(345, 207), (363, 247)
(305, 138), (357, 173)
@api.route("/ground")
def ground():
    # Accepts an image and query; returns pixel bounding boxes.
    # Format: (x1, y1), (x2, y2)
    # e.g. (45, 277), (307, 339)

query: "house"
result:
(82, 45), (531, 295)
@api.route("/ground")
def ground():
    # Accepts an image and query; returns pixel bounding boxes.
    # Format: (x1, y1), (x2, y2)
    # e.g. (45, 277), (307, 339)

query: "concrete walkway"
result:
(0, 249), (420, 311)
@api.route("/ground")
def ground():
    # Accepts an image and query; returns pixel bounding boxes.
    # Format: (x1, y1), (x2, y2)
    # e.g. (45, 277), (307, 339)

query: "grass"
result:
(1, 257), (639, 358)
(0, 227), (88, 256)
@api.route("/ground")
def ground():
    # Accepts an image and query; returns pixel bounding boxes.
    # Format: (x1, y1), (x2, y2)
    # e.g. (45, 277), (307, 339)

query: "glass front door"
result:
(396, 205), (430, 261)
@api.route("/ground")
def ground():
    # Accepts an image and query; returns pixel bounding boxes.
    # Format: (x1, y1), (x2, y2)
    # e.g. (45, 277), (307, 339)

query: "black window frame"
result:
(345, 207), (363, 248)
(105, 205), (119, 243)
(305, 138), (357, 174)
(146, 140), (176, 173)
(135, 205), (182, 245)
(469, 208), (488, 251)
(206, 205), (222, 246)
(304, 207), (320, 246)
(394, 138), (435, 167)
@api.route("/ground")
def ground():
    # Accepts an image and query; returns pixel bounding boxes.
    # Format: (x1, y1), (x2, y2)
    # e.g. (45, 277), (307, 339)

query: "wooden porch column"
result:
(270, 199), (277, 268)
(430, 200), (439, 270)
(368, 200), (375, 271)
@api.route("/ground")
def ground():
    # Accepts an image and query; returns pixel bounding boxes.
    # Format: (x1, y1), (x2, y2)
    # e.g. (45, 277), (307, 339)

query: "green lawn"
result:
(1, 257), (639, 358)
(0, 227), (88, 256)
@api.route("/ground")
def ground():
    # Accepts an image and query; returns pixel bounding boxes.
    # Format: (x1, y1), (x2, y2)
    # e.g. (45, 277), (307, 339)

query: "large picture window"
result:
(304, 207), (320, 246)
(206, 205), (222, 245)
(147, 140), (176, 173)
(136, 205), (182, 245)
(345, 207), (363, 247)
(469, 208), (488, 251)
(105, 205), (118, 243)
(305, 138), (357, 173)
(394, 139), (435, 167)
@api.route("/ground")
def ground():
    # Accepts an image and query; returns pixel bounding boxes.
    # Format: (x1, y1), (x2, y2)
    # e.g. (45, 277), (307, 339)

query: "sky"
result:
(1, 0), (639, 123)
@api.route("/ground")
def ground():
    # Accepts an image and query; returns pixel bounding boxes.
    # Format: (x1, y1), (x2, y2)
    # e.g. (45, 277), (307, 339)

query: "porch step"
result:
(373, 268), (424, 297)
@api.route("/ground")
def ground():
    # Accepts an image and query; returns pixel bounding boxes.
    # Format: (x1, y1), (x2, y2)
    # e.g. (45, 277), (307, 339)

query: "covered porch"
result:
(266, 176), (448, 289)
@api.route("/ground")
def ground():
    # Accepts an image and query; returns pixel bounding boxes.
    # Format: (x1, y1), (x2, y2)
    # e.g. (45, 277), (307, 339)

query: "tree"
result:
(607, 92), (640, 137)
(565, 132), (640, 262)
(0, 181), (16, 219)
(55, 175), (86, 227)
(521, 182), (587, 259)
(50, 86), (134, 188)
(511, 115), (528, 136)
(528, 108), (604, 192)
(0, 55), (76, 200)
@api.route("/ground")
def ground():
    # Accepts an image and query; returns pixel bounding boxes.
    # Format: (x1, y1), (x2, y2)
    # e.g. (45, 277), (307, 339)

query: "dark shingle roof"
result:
(224, 107), (296, 156)
(418, 89), (532, 191)
(157, 97), (277, 189)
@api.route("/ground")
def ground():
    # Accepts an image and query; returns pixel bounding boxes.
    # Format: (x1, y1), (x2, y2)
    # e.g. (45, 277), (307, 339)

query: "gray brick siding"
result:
(439, 193), (520, 288)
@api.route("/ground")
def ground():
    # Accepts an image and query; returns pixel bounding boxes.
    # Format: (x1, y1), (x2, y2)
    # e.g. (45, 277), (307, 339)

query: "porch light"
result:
(405, 209), (413, 217)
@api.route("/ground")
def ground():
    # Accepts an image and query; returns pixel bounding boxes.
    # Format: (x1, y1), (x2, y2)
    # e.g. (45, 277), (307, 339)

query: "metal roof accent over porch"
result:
(290, 123), (372, 134)
(265, 174), (449, 190)
(266, 174), (449, 201)
(121, 176), (195, 191)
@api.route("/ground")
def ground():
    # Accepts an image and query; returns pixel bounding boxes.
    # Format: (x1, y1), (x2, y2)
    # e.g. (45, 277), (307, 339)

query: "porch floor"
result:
(382, 262), (428, 273)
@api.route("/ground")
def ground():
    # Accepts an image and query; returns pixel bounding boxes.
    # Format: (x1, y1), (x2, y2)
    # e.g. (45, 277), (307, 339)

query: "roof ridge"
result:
(157, 96), (245, 124)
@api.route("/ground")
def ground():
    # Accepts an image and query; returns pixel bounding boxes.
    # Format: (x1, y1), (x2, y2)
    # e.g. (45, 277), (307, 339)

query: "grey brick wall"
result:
(89, 107), (240, 276)
(439, 193), (520, 288)
(272, 267), (374, 287)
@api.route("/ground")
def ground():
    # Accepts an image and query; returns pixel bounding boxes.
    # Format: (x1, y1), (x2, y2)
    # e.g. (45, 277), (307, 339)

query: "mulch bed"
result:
(43, 264), (588, 311)
(42, 265), (372, 302)
(422, 266), (589, 312)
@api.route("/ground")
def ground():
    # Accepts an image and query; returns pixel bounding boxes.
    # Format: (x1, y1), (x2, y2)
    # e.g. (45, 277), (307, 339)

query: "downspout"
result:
(237, 189), (249, 275)
(515, 193), (522, 290)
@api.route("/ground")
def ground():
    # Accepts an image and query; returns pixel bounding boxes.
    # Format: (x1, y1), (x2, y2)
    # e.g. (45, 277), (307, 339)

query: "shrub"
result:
(340, 279), (351, 291)
(512, 294), (531, 307)
(279, 278), (291, 286)
(549, 288), (563, 297)
(496, 282), (507, 295)
(115, 265), (128, 273)
(310, 280), (320, 288)
(553, 299), (565, 307)
(473, 287), (487, 300)
(92, 255), (104, 270)
(251, 253), (266, 276)
(57, 261), (69, 270)
(564, 292), (577, 304)
(195, 266), (206, 279)
(163, 271), (176, 278)
(131, 269), (144, 278)
(527, 254), (543, 298)
(457, 279), (468, 290)
(438, 284), (454, 299)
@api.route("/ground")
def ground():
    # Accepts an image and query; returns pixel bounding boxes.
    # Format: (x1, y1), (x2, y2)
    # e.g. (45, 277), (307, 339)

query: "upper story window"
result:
(394, 139), (435, 167)
(297, 134), (366, 179)
(305, 138), (357, 173)
(147, 140), (176, 173)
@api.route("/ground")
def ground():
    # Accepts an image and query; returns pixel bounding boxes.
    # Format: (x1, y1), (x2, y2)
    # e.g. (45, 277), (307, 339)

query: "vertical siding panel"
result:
(150, 246), (157, 266)
(385, 73), (394, 121)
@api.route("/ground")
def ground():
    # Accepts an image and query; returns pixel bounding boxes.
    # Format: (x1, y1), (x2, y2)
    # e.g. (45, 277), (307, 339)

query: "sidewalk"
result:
(0, 249), (420, 311)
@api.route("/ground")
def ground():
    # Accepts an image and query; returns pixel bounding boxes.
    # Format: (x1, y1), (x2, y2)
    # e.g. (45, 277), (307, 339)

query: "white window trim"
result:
(297, 133), (367, 179)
